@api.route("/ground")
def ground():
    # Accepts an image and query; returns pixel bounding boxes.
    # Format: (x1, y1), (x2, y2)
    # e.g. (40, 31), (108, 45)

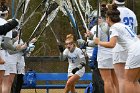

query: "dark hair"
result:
(0, 1), (8, 12)
(12, 31), (18, 38)
(116, 0), (125, 3)
(106, 4), (121, 23)
(101, 1), (108, 18)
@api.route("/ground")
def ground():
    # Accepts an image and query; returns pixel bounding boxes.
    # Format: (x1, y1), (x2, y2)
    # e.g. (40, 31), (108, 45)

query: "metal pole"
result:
(12, 0), (14, 17)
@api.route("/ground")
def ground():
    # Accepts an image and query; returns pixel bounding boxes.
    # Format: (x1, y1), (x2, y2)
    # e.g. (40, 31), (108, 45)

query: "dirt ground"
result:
(21, 89), (85, 93)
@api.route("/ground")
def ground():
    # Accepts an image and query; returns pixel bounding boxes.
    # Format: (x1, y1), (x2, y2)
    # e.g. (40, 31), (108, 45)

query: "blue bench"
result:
(22, 73), (92, 93)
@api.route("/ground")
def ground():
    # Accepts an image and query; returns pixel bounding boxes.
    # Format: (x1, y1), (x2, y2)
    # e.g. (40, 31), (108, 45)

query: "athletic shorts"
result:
(0, 64), (5, 70)
(98, 58), (114, 69)
(125, 41), (140, 69)
(113, 50), (128, 64)
(125, 54), (140, 69)
(4, 64), (17, 75)
(4, 62), (25, 75)
(68, 67), (85, 77)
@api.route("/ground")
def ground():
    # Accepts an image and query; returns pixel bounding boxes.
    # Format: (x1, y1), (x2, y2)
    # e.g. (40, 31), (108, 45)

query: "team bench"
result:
(22, 73), (92, 93)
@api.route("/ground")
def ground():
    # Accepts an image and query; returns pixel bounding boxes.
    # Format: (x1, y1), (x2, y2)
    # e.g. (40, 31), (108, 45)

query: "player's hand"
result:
(94, 38), (100, 45)
(85, 31), (92, 37)
(21, 43), (27, 50)
(72, 67), (79, 74)
(58, 45), (64, 53)
(16, 44), (22, 50)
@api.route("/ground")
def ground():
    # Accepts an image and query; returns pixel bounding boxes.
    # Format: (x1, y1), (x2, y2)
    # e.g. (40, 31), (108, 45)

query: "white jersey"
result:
(118, 6), (138, 31)
(0, 18), (12, 38)
(63, 47), (85, 69)
(0, 18), (12, 64)
(91, 24), (112, 61)
(0, 18), (7, 25)
(110, 23), (139, 51)
(113, 6), (138, 52)
(86, 35), (94, 58)
(5, 39), (24, 64)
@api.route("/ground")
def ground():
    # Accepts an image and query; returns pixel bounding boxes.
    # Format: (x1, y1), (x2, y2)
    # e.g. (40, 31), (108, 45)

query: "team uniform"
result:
(110, 23), (140, 69)
(63, 47), (85, 77)
(90, 22), (113, 69)
(113, 5), (138, 64)
(0, 17), (10, 71)
(4, 39), (25, 75)
(86, 40), (94, 58)
(0, 18), (13, 75)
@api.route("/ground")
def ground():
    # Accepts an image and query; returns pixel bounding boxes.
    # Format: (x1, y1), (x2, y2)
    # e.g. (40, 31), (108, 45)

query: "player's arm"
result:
(1, 37), (16, 51)
(0, 19), (18, 35)
(58, 45), (68, 61)
(94, 36), (117, 48)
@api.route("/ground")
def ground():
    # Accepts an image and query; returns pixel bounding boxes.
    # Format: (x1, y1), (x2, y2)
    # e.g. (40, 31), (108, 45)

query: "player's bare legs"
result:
(2, 74), (15, 93)
(99, 69), (115, 93)
(111, 70), (119, 93)
(124, 68), (140, 93)
(64, 74), (80, 93)
(0, 71), (4, 93)
(114, 63), (125, 93)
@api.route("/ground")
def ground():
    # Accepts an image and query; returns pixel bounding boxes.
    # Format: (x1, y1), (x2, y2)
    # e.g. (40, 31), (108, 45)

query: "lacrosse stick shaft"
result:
(22, 0), (48, 26)
(72, 0), (88, 31)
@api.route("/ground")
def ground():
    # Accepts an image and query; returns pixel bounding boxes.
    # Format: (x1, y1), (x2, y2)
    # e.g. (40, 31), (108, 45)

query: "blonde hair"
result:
(65, 34), (76, 47)
(66, 34), (74, 41)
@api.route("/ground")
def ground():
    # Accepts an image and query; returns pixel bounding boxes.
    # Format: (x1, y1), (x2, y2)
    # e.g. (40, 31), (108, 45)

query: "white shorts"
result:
(125, 54), (140, 69)
(4, 64), (17, 75)
(125, 41), (140, 69)
(4, 62), (25, 75)
(98, 58), (114, 69)
(113, 50), (128, 64)
(68, 67), (85, 77)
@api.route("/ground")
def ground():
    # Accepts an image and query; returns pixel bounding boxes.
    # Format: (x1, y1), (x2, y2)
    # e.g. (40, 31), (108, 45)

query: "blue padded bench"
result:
(22, 73), (92, 93)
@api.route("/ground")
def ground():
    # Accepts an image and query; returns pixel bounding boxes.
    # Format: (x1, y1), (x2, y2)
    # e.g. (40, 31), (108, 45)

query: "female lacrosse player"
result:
(59, 34), (86, 93)
(107, 1), (138, 93)
(0, 4), (18, 93)
(2, 30), (36, 93)
(84, 3), (119, 92)
(94, 4), (140, 93)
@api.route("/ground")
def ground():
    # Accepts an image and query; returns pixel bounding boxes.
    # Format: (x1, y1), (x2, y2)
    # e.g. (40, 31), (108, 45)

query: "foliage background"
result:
(5, 0), (139, 56)
(3, 1), (140, 92)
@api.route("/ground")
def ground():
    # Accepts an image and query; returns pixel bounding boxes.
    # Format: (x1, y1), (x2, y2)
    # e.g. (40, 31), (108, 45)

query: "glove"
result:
(72, 67), (79, 74)
(77, 39), (85, 46)
(29, 43), (35, 52)
(26, 43), (35, 52)
(58, 45), (64, 53)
